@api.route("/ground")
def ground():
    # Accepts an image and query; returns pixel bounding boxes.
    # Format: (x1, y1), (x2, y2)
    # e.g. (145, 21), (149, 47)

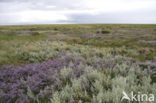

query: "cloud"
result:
(84, 0), (156, 13)
(0, 0), (156, 25)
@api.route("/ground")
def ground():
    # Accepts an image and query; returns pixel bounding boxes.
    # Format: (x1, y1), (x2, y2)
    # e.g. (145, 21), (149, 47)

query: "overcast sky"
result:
(0, 0), (156, 25)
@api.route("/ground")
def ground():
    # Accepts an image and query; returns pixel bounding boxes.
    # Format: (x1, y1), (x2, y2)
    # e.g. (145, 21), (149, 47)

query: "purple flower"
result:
(0, 55), (86, 103)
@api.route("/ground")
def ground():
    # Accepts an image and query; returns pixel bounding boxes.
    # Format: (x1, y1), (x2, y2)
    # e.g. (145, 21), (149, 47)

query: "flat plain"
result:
(0, 24), (156, 103)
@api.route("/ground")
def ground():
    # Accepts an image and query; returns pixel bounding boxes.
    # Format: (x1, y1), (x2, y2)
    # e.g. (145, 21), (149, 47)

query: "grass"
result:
(0, 24), (156, 66)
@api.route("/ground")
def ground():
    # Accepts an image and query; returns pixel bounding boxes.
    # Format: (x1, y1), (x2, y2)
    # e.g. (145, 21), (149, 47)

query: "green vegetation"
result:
(0, 24), (156, 103)
(0, 24), (156, 64)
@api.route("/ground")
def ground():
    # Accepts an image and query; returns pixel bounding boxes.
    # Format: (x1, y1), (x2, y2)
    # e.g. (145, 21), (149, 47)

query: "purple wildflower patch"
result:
(0, 55), (86, 103)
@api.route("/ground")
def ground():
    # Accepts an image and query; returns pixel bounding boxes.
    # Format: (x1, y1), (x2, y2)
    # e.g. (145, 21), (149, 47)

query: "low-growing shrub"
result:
(0, 55), (87, 103)
(101, 29), (111, 34)
(0, 53), (156, 103)
(0, 41), (156, 103)
(96, 29), (111, 34)
(29, 27), (38, 31)
(4, 31), (17, 36)
(13, 41), (121, 63)
(51, 63), (156, 103)
(31, 32), (40, 36)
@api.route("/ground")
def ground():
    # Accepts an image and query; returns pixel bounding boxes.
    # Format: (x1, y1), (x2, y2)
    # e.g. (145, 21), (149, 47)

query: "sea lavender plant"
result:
(0, 55), (87, 103)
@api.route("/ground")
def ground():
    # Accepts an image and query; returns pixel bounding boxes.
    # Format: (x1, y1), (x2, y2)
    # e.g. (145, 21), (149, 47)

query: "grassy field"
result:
(0, 24), (156, 103)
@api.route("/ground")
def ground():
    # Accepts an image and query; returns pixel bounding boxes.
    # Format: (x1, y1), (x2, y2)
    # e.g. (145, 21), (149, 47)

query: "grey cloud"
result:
(68, 9), (156, 24)
(0, 0), (156, 25)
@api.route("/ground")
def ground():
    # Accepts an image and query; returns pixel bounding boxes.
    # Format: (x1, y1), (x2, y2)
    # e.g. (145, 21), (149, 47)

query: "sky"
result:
(0, 0), (156, 25)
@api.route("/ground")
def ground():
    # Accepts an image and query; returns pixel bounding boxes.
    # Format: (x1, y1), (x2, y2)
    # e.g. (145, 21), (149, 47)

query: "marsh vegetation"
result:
(0, 24), (156, 103)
